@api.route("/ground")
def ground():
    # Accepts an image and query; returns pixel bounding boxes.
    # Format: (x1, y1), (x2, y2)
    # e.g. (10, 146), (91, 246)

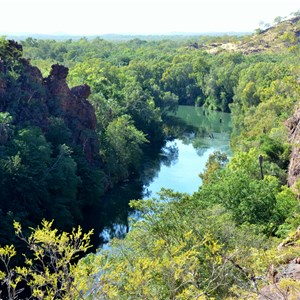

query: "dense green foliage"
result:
(0, 41), (104, 246)
(0, 220), (93, 299)
(76, 188), (296, 299)
(0, 38), (177, 243)
(1, 15), (300, 298)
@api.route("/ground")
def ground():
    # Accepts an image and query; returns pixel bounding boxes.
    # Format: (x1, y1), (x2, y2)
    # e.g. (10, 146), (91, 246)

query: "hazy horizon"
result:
(1, 0), (299, 36)
(4, 31), (251, 38)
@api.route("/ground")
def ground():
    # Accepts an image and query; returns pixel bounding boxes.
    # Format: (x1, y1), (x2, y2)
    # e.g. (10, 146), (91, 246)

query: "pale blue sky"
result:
(1, 0), (299, 35)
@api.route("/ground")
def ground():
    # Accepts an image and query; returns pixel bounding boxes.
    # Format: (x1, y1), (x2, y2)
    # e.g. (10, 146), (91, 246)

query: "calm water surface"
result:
(82, 106), (232, 247)
(146, 106), (231, 196)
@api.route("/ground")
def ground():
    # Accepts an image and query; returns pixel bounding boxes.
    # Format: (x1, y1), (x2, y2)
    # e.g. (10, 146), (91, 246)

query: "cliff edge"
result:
(286, 105), (300, 187)
(0, 40), (100, 164)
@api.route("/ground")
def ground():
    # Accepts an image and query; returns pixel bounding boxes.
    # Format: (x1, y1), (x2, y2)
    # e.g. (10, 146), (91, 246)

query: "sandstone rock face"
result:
(71, 84), (91, 99)
(0, 42), (100, 164)
(258, 226), (300, 300)
(258, 261), (300, 299)
(23, 60), (44, 85)
(44, 64), (99, 163)
(47, 64), (69, 81)
(252, 111), (300, 300)
(286, 106), (300, 187)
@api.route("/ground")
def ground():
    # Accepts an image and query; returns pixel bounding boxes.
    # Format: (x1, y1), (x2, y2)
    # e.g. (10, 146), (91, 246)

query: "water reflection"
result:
(161, 143), (179, 167)
(82, 106), (232, 248)
(81, 179), (144, 249)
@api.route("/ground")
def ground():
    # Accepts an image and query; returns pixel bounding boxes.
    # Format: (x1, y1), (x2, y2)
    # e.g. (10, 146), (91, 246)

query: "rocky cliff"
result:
(44, 64), (99, 162)
(0, 40), (100, 164)
(258, 227), (300, 299)
(257, 101), (300, 299)
(286, 106), (300, 187)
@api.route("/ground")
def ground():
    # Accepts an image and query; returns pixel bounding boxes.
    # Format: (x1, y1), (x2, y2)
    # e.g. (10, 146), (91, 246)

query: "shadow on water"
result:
(81, 179), (143, 250)
(82, 106), (232, 249)
(81, 141), (176, 250)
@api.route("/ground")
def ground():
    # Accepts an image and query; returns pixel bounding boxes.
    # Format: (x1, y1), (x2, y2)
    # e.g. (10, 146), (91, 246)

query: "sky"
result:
(1, 0), (299, 36)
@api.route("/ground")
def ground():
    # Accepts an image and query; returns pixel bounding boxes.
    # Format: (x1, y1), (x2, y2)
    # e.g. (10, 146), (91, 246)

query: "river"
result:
(82, 105), (232, 248)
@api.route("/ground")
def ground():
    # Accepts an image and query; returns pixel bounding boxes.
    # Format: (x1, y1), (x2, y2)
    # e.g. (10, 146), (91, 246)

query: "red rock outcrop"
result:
(286, 106), (300, 187)
(44, 64), (99, 163)
(0, 41), (100, 164)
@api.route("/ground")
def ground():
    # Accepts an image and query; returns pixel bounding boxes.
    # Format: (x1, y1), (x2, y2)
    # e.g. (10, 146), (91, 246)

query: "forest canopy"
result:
(1, 14), (300, 299)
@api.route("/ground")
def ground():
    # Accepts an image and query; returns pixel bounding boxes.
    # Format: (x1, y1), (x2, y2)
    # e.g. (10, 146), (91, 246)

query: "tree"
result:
(161, 54), (201, 105)
(0, 112), (14, 144)
(274, 16), (283, 24)
(0, 220), (93, 299)
(76, 189), (273, 299)
(199, 151), (228, 184)
(45, 144), (81, 229)
(291, 10), (300, 17)
(0, 127), (52, 218)
(102, 115), (148, 184)
(199, 149), (298, 232)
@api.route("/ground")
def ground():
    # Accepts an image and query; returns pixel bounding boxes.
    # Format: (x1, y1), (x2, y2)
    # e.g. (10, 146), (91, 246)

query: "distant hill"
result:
(203, 16), (300, 54)
(239, 15), (300, 53)
(5, 32), (250, 42)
